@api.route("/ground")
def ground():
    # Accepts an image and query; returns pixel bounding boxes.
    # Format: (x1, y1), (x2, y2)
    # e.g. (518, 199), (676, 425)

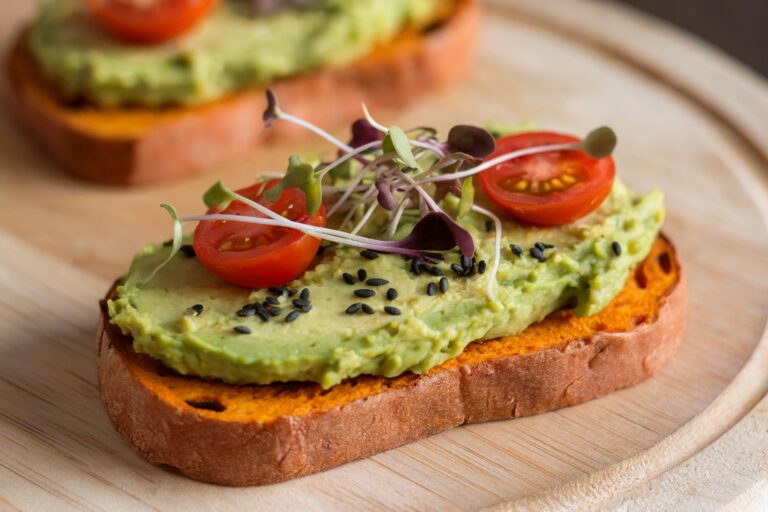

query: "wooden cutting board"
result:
(1, 0), (767, 510)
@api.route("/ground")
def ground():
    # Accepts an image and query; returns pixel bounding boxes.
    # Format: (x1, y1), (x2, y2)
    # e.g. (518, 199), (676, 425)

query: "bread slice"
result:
(4, 0), (479, 186)
(96, 235), (686, 486)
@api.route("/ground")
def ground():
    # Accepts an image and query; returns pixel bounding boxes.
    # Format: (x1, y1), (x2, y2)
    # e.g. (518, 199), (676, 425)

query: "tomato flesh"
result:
(478, 132), (615, 226)
(193, 181), (326, 289)
(86, 0), (216, 44)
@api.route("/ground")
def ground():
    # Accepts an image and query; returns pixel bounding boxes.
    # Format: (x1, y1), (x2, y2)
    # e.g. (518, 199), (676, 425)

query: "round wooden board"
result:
(1, 0), (767, 510)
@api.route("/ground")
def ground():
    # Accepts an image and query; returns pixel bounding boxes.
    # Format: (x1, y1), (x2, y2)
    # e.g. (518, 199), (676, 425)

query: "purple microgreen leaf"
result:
(447, 125), (496, 159)
(144, 204), (183, 284)
(391, 212), (474, 257)
(203, 181), (235, 211)
(383, 126), (419, 169)
(348, 119), (383, 149)
(457, 178), (475, 219)
(375, 176), (397, 211)
(262, 89), (281, 128)
(579, 126), (617, 158)
(264, 156), (322, 215)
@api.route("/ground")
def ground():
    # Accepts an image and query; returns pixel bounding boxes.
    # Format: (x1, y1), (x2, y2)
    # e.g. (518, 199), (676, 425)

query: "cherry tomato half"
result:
(193, 181), (326, 289)
(86, 0), (216, 44)
(477, 132), (615, 226)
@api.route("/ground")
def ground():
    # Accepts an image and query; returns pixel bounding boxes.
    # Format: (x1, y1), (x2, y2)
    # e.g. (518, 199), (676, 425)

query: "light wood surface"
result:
(1, 0), (767, 510)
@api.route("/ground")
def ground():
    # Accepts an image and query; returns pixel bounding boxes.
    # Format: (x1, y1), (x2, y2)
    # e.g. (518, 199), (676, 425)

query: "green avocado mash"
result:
(29, 0), (444, 107)
(108, 180), (664, 388)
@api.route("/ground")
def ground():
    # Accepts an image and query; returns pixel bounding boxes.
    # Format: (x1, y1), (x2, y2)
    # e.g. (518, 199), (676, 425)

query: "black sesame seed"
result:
(439, 277), (449, 293)
(451, 263), (466, 276)
(411, 259), (423, 276)
(360, 250), (379, 260)
(384, 306), (402, 316)
(299, 288), (310, 301)
(268, 287), (285, 296)
(253, 303), (271, 321)
(293, 299), (310, 309)
(460, 255), (472, 269)
(510, 244), (523, 257)
(354, 289), (376, 298)
(346, 303), (363, 314)
(386, 288), (398, 301)
(530, 247), (547, 262)
(485, 220), (493, 233)
(366, 278), (389, 286)
(427, 282), (438, 296)
(265, 296), (280, 306)
(233, 325), (252, 334)
(612, 241), (622, 256)
(285, 310), (301, 323)
(426, 265), (444, 277)
(266, 306), (282, 317)
(287, 288), (298, 297)
(534, 242), (546, 251)
(237, 307), (256, 318)
(186, 304), (203, 316)
(342, 273), (356, 285)
(541, 242), (556, 249)
(478, 260), (487, 274)
(357, 268), (368, 281)
(180, 244), (196, 258)
(361, 304), (375, 315)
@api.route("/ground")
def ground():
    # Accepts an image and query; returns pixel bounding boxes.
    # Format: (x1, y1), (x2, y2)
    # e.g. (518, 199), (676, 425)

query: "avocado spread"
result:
(28, 0), (444, 107)
(108, 180), (664, 388)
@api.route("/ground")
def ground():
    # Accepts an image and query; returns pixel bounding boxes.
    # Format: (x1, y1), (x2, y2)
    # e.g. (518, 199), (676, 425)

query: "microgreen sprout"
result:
(471, 204), (502, 301)
(151, 90), (617, 301)
(144, 204), (182, 284)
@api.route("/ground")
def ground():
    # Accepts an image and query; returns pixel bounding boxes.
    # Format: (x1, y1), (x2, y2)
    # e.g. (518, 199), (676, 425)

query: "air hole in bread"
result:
(634, 265), (648, 289)
(657, 252), (672, 274)
(185, 399), (226, 412)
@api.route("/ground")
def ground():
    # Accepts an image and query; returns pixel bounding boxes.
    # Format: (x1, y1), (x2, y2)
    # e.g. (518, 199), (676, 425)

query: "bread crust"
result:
(4, 0), (479, 186)
(97, 236), (686, 486)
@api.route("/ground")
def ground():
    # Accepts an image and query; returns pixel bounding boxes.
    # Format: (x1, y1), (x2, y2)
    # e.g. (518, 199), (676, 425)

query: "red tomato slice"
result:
(477, 132), (615, 226)
(86, 0), (216, 44)
(193, 180), (326, 289)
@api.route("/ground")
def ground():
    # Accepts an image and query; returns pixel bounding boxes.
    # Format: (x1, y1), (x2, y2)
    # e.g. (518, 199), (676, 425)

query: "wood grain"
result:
(1, 0), (767, 510)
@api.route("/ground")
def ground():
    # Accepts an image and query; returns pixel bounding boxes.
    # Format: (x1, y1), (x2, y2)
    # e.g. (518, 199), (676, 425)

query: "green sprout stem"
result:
(471, 204), (502, 301)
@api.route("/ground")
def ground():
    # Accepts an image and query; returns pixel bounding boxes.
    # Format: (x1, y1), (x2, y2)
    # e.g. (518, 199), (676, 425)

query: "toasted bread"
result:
(96, 235), (686, 486)
(5, 0), (479, 186)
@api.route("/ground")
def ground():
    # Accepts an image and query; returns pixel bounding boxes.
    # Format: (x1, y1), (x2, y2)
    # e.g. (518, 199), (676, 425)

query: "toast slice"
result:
(5, 0), (479, 186)
(96, 235), (686, 486)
